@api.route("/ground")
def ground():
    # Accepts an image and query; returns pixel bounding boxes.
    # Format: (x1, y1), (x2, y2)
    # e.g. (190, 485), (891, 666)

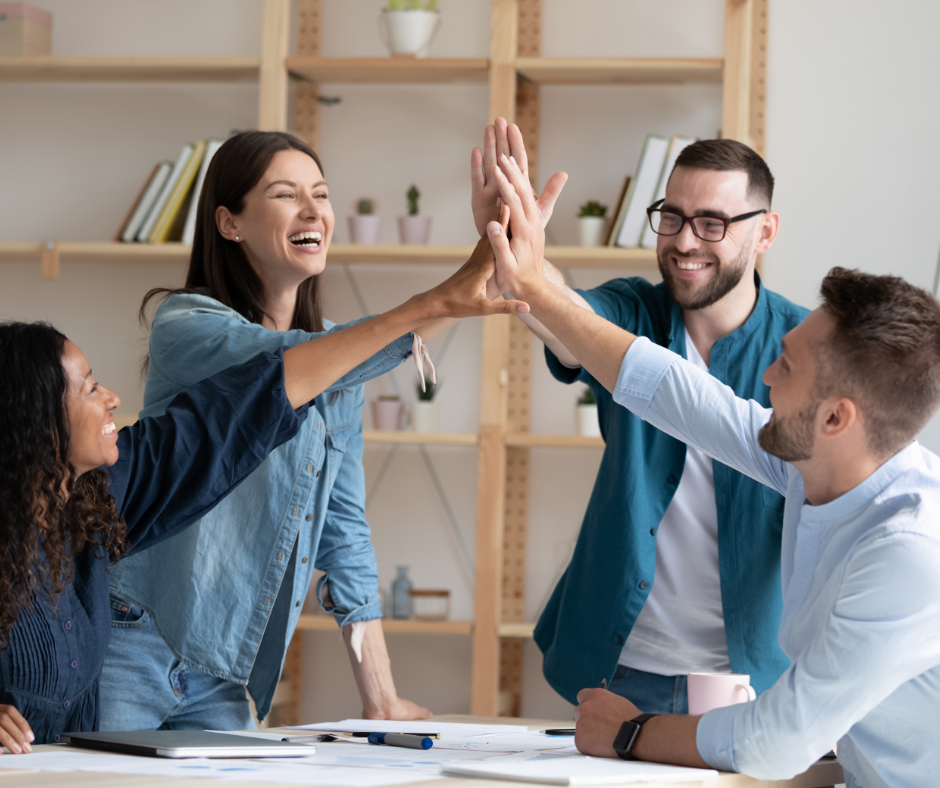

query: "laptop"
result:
(60, 730), (314, 759)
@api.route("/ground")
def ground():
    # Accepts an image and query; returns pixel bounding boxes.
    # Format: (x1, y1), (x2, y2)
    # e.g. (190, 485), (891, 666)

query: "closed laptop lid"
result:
(61, 730), (313, 759)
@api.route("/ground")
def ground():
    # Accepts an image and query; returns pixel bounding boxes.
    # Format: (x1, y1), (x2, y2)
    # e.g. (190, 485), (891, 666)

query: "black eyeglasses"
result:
(645, 199), (767, 243)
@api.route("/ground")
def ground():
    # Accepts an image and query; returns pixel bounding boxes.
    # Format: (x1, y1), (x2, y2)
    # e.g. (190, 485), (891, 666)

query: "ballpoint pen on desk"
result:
(368, 732), (434, 750)
(544, 676), (606, 735)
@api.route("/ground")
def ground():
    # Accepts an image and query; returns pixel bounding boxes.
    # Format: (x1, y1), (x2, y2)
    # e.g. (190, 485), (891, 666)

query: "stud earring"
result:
(235, 235), (240, 241)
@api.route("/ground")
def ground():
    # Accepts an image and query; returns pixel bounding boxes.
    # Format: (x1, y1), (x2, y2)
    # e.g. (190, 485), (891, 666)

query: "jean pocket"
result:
(109, 596), (148, 628)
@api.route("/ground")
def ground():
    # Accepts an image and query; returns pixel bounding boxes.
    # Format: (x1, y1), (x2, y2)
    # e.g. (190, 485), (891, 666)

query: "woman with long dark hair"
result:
(99, 131), (474, 731)
(0, 237), (525, 751)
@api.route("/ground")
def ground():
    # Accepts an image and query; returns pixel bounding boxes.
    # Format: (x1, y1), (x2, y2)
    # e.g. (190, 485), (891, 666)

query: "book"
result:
(181, 139), (224, 245)
(614, 134), (669, 248)
(114, 164), (159, 242)
(603, 175), (631, 246)
(149, 140), (207, 244)
(442, 752), (718, 785)
(120, 161), (172, 244)
(136, 143), (194, 242)
(639, 134), (696, 248)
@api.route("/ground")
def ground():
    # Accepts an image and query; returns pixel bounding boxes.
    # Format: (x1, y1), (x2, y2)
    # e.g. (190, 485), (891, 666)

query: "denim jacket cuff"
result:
(386, 331), (415, 360)
(316, 574), (382, 626)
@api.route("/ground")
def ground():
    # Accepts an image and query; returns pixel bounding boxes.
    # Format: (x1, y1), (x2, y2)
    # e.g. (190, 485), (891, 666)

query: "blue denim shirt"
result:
(618, 337), (940, 788)
(0, 348), (306, 744)
(108, 293), (413, 716)
(534, 275), (809, 704)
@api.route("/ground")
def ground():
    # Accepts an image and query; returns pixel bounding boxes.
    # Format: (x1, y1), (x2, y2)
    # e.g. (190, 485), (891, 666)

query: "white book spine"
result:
(121, 163), (172, 243)
(640, 135), (696, 249)
(136, 144), (194, 243)
(181, 139), (223, 245)
(616, 135), (670, 248)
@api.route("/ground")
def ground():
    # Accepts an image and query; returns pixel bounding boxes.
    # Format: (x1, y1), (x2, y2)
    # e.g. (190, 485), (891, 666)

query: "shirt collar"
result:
(668, 270), (768, 349)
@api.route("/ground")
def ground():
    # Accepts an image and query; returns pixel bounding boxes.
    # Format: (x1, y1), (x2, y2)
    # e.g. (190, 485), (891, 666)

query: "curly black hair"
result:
(0, 322), (126, 645)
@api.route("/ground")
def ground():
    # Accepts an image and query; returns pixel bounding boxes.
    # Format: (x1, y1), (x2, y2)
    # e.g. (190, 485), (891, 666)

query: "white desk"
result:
(0, 715), (844, 788)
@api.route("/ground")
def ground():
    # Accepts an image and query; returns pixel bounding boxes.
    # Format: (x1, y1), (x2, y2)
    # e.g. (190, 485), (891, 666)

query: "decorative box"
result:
(0, 3), (51, 56)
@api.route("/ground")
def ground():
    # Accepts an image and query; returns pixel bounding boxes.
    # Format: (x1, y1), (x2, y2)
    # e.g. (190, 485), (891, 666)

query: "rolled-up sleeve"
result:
(314, 390), (382, 627)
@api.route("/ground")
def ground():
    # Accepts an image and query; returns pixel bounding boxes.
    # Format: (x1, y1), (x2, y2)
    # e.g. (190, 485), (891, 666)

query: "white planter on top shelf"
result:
(411, 400), (438, 433)
(398, 215), (432, 244)
(378, 9), (441, 58)
(579, 216), (606, 247)
(576, 403), (601, 437)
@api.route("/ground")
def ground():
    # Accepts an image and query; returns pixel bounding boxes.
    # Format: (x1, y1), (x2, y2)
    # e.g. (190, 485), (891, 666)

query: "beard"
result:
(757, 402), (818, 462)
(657, 235), (751, 311)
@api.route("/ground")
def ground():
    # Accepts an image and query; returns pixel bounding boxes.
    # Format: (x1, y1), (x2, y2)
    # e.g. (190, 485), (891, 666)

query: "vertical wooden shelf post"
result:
(722, 0), (767, 152)
(470, 0), (519, 717)
(258, 0), (291, 131)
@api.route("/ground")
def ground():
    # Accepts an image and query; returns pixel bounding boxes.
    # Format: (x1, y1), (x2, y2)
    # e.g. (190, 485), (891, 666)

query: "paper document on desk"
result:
(437, 731), (578, 752)
(279, 741), (499, 771)
(442, 751), (718, 784)
(292, 718), (528, 736)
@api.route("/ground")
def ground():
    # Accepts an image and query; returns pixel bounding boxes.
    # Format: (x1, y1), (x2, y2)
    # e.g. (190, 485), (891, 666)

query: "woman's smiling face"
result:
(61, 340), (121, 476)
(217, 148), (334, 290)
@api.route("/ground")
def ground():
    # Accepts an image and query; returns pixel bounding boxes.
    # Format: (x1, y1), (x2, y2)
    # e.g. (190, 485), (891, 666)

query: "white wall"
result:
(2, 0), (939, 723)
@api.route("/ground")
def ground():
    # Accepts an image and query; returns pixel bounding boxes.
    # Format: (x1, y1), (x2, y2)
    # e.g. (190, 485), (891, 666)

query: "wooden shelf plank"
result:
(516, 57), (723, 85)
(506, 433), (604, 449)
(498, 622), (536, 638)
(0, 57), (260, 82)
(287, 57), (489, 84)
(0, 242), (655, 269)
(296, 615), (472, 635)
(364, 430), (478, 446)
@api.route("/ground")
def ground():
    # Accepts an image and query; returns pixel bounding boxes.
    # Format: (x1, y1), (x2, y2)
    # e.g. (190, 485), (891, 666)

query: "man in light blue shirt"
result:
(484, 153), (940, 788)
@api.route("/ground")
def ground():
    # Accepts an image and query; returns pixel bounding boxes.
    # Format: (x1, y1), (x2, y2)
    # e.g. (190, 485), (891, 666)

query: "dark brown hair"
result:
(0, 322), (125, 644)
(141, 130), (326, 332)
(672, 138), (775, 208)
(817, 267), (940, 455)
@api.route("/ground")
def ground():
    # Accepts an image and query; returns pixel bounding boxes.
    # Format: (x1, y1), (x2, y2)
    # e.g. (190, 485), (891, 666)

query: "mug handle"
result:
(734, 684), (757, 703)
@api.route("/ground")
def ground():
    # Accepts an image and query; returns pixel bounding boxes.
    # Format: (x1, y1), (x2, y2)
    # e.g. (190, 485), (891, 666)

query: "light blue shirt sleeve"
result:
(613, 336), (790, 495)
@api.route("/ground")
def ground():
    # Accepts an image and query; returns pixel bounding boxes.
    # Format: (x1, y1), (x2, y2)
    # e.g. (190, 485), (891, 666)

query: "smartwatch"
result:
(612, 713), (659, 761)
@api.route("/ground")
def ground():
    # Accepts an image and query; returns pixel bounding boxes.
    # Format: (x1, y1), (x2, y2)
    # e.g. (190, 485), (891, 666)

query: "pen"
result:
(280, 735), (323, 743)
(541, 729), (576, 736)
(368, 732), (433, 750)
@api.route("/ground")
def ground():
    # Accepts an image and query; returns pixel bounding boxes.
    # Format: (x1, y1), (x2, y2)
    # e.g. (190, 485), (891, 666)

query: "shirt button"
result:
(64, 620), (73, 631)
(63, 699), (71, 710)
(295, 601), (301, 608)
(306, 514), (313, 521)
(638, 581), (649, 590)
(667, 475), (678, 485)
(54, 734), (61, 743)
(71, 660), (78, 669)
(301, 557), (308, 564)
(614, 635), (623, 644)
(649, 529), (655, 536)
(121, 605), (130, 613)
(315, 470), (321, 478)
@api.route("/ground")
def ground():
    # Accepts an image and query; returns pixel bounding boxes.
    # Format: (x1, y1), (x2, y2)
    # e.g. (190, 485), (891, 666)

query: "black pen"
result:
(544, 678), (607, 735)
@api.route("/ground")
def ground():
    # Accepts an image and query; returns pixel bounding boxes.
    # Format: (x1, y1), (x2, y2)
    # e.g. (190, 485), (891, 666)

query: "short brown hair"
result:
(672, 139), (774, 208)
(817, 267), (940, 455)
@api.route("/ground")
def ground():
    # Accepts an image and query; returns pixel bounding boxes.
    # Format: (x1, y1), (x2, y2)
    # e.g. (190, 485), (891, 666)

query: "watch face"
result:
(613, 720), (641, 759)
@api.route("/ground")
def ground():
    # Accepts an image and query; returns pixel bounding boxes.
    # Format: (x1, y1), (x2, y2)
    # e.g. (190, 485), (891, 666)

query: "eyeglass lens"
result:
(649, 210), (727, 242)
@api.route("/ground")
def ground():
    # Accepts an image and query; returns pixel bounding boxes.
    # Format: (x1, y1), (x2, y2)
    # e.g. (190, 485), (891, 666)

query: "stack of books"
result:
(115, 139), (224, 244)
(606, 133), (696, 248)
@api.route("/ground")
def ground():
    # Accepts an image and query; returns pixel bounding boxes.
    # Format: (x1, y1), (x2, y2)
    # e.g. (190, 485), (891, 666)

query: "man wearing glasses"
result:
(519, 138), (808, 714)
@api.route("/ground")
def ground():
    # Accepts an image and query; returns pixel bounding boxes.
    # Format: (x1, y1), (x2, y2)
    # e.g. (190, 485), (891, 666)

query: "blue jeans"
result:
(607, 664), (689, 715)
(99, 600), (256, 731)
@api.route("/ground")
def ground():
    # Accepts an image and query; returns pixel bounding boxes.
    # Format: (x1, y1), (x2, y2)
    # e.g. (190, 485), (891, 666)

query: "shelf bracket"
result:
(41, 241), (59, 280)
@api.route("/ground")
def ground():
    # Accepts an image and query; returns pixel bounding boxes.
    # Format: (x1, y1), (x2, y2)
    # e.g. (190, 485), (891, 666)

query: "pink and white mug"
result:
(687, 672), (756, 715)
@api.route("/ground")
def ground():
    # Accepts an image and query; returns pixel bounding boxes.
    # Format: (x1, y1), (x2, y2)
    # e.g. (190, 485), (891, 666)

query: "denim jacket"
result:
(108, 293), (412, 714)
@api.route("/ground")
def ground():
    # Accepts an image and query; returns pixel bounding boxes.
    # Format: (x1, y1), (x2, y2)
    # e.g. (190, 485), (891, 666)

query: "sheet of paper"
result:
(436, 732), (575, 752)
(442, 751), (719, 785)
(291, 718), (528, 737)
(278, 741), (496, 772)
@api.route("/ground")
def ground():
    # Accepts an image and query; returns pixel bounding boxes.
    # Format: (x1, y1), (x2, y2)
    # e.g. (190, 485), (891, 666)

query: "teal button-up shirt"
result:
(534, 274), (808, 704)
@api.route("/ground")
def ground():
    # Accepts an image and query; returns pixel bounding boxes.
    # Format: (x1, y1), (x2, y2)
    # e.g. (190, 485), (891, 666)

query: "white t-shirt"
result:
(618, 329), (732, 676)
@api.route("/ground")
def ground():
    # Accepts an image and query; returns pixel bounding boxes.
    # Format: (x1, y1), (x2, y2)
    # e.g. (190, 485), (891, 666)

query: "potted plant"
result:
(372, 394), (403, 431)
(575, 386), (601, 437)
(578, 200), (607, 247)
(411, 371), (439, 433)
(398, 184), (432, 244)
(378, 0), (441, 59)
(348, 198), (382, 244)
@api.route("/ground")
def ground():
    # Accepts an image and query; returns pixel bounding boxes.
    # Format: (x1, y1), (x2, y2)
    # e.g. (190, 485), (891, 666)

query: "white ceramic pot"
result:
(398, 215), (433, 244)
(579, 216), (606, 247)
(576, 403), (601, 437)
(378, 9), (441, 58)
(411, 400), (438, 433)
(348, 214), (382, 244)
(372, 399), (403, 431)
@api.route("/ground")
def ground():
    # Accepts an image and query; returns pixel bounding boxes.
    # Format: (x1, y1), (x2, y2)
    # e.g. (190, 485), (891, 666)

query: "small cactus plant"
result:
(406, 185), (420, 216)
(357, 198), (374, 215)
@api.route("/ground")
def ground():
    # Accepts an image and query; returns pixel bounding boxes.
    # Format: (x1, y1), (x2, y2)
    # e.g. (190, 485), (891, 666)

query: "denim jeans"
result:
(607, 664), (689, 715)
(99, 600), (255, 731)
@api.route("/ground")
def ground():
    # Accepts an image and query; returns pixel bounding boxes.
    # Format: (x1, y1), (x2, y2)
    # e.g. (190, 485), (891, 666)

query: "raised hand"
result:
(471, 117), (568, 237)
(413, 233), (529, 319)
(485, 153), (547, 300)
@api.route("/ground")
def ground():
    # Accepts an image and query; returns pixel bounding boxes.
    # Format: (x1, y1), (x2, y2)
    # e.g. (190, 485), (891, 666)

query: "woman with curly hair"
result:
(0, 250), (525, 750)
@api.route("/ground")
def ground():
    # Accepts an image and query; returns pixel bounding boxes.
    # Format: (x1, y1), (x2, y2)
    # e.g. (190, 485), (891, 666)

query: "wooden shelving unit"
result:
(2, 0), (768, 723)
